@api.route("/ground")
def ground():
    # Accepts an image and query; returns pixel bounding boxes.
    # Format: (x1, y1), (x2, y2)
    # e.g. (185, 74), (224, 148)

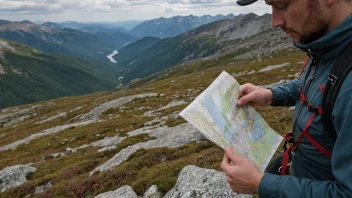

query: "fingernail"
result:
(237, 100), (242, 105)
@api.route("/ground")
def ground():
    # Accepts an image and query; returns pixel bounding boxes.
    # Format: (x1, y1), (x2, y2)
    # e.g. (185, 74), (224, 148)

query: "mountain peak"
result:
(19, 20), (34, 25)
(0, 19), (11, 25)
(130, 14), (236, 38)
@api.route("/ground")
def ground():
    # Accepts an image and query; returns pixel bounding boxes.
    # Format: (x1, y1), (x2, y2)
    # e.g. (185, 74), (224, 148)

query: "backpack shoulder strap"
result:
(322, 42), (352, 138)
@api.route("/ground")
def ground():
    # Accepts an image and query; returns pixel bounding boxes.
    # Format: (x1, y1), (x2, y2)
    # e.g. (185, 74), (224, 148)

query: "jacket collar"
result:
(294, 14), (352, 63)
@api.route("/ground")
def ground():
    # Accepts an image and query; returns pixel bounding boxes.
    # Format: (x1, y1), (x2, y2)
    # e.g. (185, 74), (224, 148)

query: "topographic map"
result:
(179, 71), (283, 171)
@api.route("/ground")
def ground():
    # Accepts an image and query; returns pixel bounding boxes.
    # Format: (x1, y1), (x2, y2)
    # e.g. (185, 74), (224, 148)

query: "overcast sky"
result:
(0, 0), (271, 23)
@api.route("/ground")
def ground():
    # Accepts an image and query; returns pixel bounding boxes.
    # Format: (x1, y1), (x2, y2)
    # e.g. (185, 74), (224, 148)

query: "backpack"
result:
(267, 42), (352, 176)
(322, 42), (352, 138)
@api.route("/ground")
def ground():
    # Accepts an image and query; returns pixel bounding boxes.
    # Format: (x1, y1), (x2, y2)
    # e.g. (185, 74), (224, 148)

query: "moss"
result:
(164, 117), (186, 127)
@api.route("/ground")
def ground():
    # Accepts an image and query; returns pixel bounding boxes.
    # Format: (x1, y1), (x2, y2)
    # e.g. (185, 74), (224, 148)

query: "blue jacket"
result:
(259, 15), (352, 197)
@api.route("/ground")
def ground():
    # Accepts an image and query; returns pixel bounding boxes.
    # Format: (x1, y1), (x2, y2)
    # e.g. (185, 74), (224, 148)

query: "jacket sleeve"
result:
(258, 73), (352, 198)
(269, 79), (300, 107)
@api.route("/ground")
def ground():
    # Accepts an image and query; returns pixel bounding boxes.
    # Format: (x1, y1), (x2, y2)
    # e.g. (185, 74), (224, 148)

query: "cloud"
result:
(0, 0), (271, 22)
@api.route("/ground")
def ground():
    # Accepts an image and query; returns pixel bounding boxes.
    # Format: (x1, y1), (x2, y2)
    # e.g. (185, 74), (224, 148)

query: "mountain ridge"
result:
(118, 13), (291, 83)
(129, 13), (236, 38)
(0, 21), (138, 62)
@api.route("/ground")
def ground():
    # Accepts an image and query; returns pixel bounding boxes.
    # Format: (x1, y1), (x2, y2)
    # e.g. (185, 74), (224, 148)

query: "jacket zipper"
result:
(291, 49), (319, 136)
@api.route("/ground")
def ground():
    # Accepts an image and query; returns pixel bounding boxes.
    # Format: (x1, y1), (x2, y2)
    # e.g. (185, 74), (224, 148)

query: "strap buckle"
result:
(328, 73), (338, 86)
(283, 132), (294, 150)
(278, 162), (291, 174)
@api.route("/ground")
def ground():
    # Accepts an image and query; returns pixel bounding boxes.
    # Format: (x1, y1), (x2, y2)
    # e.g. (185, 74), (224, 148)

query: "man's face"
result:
(265, 0), (330, 44)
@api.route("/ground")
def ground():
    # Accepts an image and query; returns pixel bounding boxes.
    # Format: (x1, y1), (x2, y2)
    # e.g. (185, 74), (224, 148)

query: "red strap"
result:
(281, 114), (332, 175)
(299, 57), (311, 78)
(304, 131), (332, 158)
(281, 146), (292, 175)
(281, 114), (315, 175)
(296, 114), (316, 147)
(317, 107), (324, 115)
(298, 89), (324, 115)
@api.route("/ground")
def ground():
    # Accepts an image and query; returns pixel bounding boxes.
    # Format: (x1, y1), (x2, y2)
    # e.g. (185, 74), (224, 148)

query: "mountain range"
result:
(129, 14), (236, 39)
(41, 14), (237, 39)
(42, 22), (129, 34)
(116, 13), (291, 83)
(0, 20), (138, 61)
(41, 20), (142, 31)
(0, 13), (292, 109)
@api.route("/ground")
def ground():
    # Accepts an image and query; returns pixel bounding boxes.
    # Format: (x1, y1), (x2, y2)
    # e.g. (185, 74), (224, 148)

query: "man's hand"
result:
(238, 83), (273, 107)
(220, 146), (264, 194)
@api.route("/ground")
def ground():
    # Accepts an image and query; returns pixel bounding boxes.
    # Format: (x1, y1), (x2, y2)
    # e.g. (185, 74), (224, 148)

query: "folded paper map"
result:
(179, 71), (283, 171)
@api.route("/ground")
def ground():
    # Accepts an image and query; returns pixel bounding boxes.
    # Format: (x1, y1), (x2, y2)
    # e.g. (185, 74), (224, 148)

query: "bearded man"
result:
(220, 0), (352, 197)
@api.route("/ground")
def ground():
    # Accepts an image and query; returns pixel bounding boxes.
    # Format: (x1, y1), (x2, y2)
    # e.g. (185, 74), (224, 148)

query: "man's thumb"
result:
(225, 146), (241, 163)
(237, 92), (255, 106)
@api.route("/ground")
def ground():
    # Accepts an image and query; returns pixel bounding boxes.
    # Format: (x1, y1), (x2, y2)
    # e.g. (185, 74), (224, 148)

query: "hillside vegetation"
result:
(0, 44), (306, 197)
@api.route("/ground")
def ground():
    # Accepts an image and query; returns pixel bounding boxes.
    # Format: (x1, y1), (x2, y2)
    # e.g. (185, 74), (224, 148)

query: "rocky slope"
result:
(0, 40), (305, 197)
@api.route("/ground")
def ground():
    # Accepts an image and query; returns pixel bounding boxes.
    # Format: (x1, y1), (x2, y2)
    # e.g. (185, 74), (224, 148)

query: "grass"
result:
(0, 46), (306, 197)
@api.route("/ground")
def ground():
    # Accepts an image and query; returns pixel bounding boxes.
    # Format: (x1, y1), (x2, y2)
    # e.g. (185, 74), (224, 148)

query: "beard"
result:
(282, 0), (330, 44)
(300, 0), (330, 44)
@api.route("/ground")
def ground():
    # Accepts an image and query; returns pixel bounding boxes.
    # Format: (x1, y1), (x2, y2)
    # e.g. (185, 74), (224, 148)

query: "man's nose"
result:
(271, 9), (285, 29)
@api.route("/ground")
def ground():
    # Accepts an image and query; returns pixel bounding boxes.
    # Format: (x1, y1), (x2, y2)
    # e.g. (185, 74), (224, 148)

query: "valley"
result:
(0, 11), (304, 198)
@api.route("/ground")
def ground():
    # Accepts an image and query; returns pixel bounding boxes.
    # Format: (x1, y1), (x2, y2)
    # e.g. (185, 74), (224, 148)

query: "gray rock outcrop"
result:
(34, 181), (52, 194)
(91, 136), (126, 148)
(164, 165), (252, 198)
(0, 119), (95, 151)
(0, 165), (37, 192)
(35, 112), (67, 124)
(0, 104), (42, 127)
(95, 185), (138, 198)
(143, 185), (162, 198)
(91, 123), (206, 174)
(98, 146), (117, 153)
(80, 93), (158, 121)
(258, 63), (290, 73)
(143, 100), (188, 117)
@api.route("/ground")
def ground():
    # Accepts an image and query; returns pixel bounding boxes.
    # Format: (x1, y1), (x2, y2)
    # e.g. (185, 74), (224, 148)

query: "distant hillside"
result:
(129, 14), (235, 38)
(0, 21), (138, 60)
(120, 13), (291, 83)
(79, 25), (128, 34)
(60, 21), (87, 29)
(0, 39), (121, 108)
(109, 20), (144, 30)
(113, 37), (161, 72)
(41, 22), (63, 29)
(41, 21), (136, 33)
